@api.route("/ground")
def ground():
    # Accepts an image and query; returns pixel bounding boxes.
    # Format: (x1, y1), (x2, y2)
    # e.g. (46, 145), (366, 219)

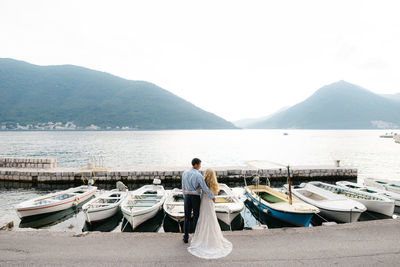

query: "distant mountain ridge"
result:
(0, 58), (237, 130)
(233, 106), (289, 128)
(248, 81), (400, 129)
(381, 93), (400, 102)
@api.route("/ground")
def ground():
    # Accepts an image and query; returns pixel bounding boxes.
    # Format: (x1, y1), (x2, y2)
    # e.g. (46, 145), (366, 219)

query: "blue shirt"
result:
(182, 168), (215, 199)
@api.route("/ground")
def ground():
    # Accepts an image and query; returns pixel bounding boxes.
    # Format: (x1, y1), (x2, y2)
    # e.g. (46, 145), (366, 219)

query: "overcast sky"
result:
(1, 0), (400, 121)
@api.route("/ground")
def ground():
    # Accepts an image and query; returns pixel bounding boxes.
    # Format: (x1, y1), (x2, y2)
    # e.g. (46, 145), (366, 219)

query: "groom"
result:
(182, 158), (215, 243)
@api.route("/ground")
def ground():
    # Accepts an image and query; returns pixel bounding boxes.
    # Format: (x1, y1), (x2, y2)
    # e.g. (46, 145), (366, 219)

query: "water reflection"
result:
(19, 207), (79, 229)
(18, 196), (93, 229)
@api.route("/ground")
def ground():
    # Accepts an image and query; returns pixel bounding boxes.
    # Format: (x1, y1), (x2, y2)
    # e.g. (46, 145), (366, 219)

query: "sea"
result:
(0, 129), (399, 232)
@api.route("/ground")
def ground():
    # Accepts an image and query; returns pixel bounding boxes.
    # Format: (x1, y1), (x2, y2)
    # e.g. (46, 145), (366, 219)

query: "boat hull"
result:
(16, 188), (96, 219)
(165, 213), (184, 223)
(216, 211), (241, 226)
(122, 205), (162, 230)
(83, 190), (127, 223)
(245, 192), (314, 227)
(85, 206), (120, 223)
(354, 198), (394, 216)
(318, 207), (363, 223)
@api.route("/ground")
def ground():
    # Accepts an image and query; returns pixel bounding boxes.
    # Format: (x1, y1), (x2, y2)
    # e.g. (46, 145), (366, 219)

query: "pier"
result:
(0, 158), (357, 187)
(0, 219), (399, 266)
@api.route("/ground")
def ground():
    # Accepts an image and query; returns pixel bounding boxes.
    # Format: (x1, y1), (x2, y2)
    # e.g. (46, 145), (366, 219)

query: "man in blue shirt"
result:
(182, 158), (215, 243)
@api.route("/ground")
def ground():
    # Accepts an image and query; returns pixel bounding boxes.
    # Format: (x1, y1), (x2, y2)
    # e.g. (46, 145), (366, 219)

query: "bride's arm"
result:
(184, 185), (201, 195)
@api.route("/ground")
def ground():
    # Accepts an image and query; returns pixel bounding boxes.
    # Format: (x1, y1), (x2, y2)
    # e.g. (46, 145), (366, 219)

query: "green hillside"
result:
(0, 58), (236, 130)
(249, 81), (400, 129)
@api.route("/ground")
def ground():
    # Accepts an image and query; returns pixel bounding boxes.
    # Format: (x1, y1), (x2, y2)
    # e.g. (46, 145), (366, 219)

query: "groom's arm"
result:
(197, 174), (215, 200)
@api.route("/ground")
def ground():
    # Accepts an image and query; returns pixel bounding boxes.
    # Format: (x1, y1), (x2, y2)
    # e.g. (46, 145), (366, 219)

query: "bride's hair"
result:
(204, 168), (219, 196)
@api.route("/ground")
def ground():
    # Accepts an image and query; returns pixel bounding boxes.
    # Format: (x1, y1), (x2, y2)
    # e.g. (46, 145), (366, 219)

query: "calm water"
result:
(0, 130), (399, 180)
(0, 130), (399, 232)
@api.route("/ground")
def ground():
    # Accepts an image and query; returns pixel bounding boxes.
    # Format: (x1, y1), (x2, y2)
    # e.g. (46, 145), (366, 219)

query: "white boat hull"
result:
(163, 189), (185, 223)
(83, 189), (128, 223)
(355, 198), (394, 216)
(318, 207), (363, 223)
(337, 181), (400, 210)
(122, 205), (162, 230)
(214, 183), (245, 226)
(336, 181), (394, 216)
(285, 183), (366, 223)
(85, 205), (119, 223)
(166, 214), (185, 223)
(121, 184), (166, 230)
(216, 210), (241, 225)
(16, 186), (96, 219)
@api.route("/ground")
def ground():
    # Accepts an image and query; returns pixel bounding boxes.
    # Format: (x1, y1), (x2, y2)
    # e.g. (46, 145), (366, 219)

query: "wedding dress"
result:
(187, 192), (232, 259)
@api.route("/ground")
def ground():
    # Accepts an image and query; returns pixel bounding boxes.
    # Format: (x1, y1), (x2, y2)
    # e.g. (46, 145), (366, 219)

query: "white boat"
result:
(394, 134), (400, 144)
(364, 178), (400, 194)
(83, 184), (128, 223)
(311, 181), (394, 216)
(121, 180), (166, 230)
(283, 183), (366, 223)
(215, 183), (244, 226)
(337, 180), (400, 207)
(163, 188), (185, 223)
(15, 185), (97, 219)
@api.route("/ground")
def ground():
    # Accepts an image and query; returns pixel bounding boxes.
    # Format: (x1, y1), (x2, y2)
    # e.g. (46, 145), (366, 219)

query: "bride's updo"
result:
(204, 168), (219, 196)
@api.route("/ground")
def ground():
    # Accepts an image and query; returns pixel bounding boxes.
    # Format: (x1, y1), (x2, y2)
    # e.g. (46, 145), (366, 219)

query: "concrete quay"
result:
(0, 165), (357, 186)
(0, 158), (357, 186)
(1, 219), (399, 266)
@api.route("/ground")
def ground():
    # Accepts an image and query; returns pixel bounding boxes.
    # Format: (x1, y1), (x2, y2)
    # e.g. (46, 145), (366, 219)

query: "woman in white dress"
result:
(187, 168), (233, 259)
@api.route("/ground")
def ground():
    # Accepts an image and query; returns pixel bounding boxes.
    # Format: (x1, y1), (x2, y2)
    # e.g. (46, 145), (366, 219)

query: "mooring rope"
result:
(314, 212), (329, 222)
(121, 218), (130, 232)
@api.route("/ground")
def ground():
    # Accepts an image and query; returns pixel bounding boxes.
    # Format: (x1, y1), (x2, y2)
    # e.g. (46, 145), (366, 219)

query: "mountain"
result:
(381, 93), (400, 102)
(248, 81), (400, 129)
(233, 106), (290, 128)
(0, 58), (236, 130)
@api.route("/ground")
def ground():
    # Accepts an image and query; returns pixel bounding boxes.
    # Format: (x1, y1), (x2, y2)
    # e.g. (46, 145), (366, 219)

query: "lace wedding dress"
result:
(187, 192), (232, 259)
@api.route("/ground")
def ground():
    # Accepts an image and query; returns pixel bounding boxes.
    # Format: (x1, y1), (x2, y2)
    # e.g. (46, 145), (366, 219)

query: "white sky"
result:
(1, 0), (400, 121)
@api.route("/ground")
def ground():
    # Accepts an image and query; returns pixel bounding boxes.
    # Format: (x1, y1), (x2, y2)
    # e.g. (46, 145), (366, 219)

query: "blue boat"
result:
(244, 185), (319, 228)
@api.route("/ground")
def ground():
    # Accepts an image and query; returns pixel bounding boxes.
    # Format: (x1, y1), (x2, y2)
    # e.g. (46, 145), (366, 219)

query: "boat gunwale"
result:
(313, 182), (393, 203)
(245, 192), (310, 227)
(288, 184), (367, 213)
(245, 185), (319, 214)
(83, 189), (127, 213)
(245, 191), (316, 215)
(16, 188), (96, 212)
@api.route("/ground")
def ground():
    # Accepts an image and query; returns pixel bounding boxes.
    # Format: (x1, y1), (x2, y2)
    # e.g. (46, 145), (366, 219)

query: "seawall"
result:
(0, 158), (357, 187)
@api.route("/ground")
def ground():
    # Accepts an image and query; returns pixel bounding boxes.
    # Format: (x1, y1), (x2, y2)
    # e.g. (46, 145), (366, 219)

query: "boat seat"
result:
(215, 198), (231, 203)
(257, 192), (285, 203)
(127, 205), (153, 207)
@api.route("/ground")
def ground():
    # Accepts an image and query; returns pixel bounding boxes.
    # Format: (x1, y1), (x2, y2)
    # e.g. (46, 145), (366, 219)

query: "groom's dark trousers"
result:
(183, 194), (201, 240)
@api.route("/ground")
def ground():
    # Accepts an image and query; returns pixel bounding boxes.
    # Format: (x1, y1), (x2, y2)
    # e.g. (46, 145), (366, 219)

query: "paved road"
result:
(1, 219), (400, 267)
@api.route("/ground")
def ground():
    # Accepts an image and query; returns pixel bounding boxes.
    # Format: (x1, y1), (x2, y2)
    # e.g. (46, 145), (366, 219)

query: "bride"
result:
(186, 168), (232, 259)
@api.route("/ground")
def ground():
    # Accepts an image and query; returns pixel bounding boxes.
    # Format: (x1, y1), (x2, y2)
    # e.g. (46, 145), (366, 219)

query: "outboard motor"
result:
(116, 181), (128, 191)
